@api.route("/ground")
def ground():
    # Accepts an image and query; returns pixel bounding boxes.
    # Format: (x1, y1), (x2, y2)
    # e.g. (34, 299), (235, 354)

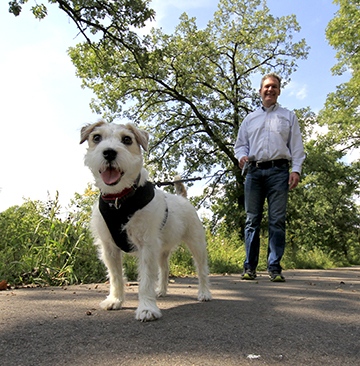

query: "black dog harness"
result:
(99, 179), (167, 253)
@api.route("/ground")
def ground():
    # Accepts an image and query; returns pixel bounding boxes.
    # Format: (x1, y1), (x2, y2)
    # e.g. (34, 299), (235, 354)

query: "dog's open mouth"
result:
(100, 167), (123, 186)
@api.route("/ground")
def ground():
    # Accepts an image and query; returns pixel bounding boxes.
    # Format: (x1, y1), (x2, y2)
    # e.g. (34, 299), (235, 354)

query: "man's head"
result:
(259, 73), (281, 108)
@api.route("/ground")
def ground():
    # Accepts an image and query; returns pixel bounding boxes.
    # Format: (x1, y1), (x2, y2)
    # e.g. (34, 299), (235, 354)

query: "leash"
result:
(154, 170), (229, 188)
(155, 176), (202, 187)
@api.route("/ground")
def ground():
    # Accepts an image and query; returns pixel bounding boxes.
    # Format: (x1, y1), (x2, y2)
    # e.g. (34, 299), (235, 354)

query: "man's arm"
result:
(234, 116), (250, 168)
(288, 113), (305, 189)
(289, 114), (306, 175)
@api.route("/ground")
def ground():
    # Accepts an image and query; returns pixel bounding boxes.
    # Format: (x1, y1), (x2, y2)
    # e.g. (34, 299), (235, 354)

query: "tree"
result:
(286, 139), (360, 263)
(284, 108), (360, 263)
(320, 0), (360, 151)
(68, 0), (309, 231)
(8, 0), (155, 52)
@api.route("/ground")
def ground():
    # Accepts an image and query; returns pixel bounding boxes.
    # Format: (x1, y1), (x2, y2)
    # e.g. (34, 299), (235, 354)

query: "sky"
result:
(0, 0), (353, 213)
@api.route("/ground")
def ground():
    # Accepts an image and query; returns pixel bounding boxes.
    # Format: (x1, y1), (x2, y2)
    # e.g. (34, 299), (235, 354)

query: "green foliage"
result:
(8, 0), (155, 52)
(0, 191), (107, 286)
(205, 223), (341, 273)
(320, 0), (360, 150)
(9, 0), (49, 19)
(1, 184), (357, 287)
(206, 225), (245, 273)
(282, 247), (336, 270)
(286, 139), (360, 263)
(123, 253), (138, 281)
(169, 244), (197, 277)
(68, 0), (309, 234)
(8, 0), (24, 16)
(5, 0), (360, 282)
(0, 190), (246, 284)
(326, 0), (360, 75)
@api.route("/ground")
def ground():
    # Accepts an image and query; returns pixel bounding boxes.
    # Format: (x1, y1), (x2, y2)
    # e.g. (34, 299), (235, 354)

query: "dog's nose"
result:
(103, 148), (117, 162)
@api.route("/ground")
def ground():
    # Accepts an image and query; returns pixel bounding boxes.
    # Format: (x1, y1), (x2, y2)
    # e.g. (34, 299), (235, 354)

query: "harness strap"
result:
(160, 202), (168, 230)
(99, 182), (169, 252)
(99, 181), (155, 252)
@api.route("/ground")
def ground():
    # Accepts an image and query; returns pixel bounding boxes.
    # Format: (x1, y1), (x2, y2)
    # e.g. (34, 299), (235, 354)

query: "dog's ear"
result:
(126, 123), (149, 152)
(80, 121), (106, 144)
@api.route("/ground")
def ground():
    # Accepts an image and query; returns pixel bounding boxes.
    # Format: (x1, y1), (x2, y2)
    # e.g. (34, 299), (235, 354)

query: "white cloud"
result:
(295, 85), (308, 100)
(284, 81), (308, 100)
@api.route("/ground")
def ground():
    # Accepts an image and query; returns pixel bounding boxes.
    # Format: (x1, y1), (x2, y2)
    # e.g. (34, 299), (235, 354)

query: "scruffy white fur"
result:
(80, 121), (211, 321)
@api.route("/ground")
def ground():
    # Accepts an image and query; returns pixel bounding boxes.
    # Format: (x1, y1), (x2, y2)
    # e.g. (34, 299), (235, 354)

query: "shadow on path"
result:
(1, 268), (360, 365)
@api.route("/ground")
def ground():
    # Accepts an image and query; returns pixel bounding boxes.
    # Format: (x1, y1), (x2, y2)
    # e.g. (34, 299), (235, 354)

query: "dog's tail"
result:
(174, 175), (187, 198)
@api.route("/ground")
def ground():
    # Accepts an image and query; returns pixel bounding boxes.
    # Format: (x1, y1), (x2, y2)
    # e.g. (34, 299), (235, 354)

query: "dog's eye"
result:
(122, 136), (132, 145)
(93, 134), (102, 143)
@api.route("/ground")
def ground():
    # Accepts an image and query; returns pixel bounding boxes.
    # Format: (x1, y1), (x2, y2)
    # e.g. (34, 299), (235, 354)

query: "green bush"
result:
(0, 192), (106, 286)
(169, 243), (196, 276)
(282, 246), (335, 270)
(206, 227), (245, 274)
(123, 253), (138, 281)
(1, 190), (357, 287)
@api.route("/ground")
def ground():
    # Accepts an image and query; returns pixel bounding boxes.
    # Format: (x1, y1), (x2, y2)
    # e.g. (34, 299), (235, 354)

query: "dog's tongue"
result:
(101, 168), (121, 185)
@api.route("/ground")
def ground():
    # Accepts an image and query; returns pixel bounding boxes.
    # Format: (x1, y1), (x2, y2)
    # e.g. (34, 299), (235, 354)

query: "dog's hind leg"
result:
(156, 249), (171, 297)
(98, 241), (125, 310)
(183, 227), (212, 302)
(135, 243), (162, 321)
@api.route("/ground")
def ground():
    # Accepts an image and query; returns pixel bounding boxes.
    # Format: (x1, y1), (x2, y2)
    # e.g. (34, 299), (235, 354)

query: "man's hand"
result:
(239, 156), (249, 169)
(289, 172), (300, 190)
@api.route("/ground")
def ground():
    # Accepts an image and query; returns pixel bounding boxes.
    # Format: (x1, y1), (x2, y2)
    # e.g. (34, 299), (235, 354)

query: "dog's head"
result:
(80, 121), (149, 193)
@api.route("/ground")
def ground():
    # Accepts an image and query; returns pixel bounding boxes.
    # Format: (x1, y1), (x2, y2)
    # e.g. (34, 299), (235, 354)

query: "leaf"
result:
(0, 280), (8, 290)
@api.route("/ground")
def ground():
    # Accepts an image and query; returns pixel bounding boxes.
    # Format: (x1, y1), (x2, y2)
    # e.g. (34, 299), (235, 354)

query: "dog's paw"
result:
(100, 296), (123, 310)
(135, 306), (162, 322)
(155, 287), (167, 298)
(198, 290), (212, 302)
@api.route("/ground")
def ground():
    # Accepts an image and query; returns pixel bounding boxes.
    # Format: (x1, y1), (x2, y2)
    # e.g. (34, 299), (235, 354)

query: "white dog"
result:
(80, 121), (212, 321)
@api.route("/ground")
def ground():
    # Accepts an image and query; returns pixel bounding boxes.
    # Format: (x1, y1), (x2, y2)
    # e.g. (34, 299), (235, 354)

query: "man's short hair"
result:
(260, 73), (282, 89)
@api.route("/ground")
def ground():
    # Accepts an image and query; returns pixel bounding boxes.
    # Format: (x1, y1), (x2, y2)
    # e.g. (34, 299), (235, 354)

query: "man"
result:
(234, 73), (305, 282)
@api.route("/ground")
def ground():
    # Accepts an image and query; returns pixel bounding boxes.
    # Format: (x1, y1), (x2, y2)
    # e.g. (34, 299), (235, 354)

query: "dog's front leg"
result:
(98, 241), (125, 310)
(156, 250), (170, 297)
(136, 243), (162, 322)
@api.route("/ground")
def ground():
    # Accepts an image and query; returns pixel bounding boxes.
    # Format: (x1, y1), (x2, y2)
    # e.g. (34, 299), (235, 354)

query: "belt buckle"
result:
(256, 161), (263, 168)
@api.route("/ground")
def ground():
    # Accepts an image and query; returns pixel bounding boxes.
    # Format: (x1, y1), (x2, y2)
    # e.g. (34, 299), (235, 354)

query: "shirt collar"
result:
(262, 103), (279, 112)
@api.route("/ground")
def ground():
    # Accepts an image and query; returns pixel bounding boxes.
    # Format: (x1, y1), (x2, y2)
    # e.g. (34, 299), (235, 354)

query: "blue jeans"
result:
(244, 163), (289, 272)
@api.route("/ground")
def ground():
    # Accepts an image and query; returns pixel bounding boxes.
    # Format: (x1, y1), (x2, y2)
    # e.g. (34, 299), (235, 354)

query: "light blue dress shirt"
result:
(234, 103), (306, 174)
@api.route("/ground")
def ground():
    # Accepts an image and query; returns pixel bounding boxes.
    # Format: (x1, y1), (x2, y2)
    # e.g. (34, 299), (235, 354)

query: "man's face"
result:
(259, 77), (281, 108)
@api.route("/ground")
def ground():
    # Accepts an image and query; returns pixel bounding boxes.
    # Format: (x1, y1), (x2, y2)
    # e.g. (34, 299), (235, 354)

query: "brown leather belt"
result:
(249, 159), (289, 169)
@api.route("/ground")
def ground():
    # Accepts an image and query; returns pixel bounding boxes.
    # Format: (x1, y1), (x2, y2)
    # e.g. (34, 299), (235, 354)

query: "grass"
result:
(0, 193), (350, 286)
(206, 229), (245, 274)
(0, 193), (107, 286)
